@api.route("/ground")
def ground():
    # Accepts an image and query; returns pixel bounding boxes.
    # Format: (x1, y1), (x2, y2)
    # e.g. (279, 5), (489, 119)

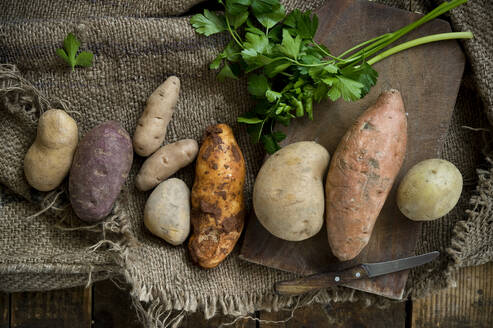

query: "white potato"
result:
(144, 178), (190, 245)
(397, 159), (462, 221)
(253, 141), (330, 241)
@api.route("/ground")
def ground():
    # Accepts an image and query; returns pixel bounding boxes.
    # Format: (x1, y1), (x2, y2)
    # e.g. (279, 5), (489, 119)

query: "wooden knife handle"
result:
(275, 265), (369, 296)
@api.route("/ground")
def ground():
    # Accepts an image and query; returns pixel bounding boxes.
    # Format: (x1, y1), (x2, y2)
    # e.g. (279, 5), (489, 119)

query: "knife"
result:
(275, 251), (439, 296)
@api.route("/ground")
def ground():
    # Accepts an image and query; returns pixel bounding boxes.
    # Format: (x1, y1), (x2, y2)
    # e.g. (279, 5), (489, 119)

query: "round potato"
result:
(135, 139), (198, 191)
(24, 109), (78, 191)
(144, 178), (190, 246)
(397, 159), (462, 221)
(253, 141), (330, 241)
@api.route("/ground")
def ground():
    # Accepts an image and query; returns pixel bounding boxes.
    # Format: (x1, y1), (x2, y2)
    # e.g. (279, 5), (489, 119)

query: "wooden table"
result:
(1, 262), (491, 327)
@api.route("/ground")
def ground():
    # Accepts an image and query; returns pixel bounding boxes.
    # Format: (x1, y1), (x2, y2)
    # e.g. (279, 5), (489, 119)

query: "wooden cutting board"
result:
(239, 0), (465, 300)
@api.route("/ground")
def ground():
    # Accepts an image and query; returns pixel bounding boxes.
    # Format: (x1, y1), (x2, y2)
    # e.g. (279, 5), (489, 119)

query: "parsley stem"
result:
(225, 15), (244, 49)
(338, 33), (391, 59)
(311, 40), (346, 62)
(343, 0), (467, 64)
(367, 31), (473, 65)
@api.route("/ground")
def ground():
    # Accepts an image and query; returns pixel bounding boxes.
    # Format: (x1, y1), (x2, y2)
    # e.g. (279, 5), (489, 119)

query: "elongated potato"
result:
(325, 89), (407, 261)
(133, 76), (180, 157)
(69, 121), (133, 223)
(135, 139), (198, 191)
(24, 109), (78, 191)
(253, 141), (329, 241)
(188, 124), (245, 269)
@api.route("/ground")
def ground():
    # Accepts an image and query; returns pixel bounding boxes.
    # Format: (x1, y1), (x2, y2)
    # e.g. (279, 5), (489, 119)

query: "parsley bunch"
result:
(191, 0), (472, 153)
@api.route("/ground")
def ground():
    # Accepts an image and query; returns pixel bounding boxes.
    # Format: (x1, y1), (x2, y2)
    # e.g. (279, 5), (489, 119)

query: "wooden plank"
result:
(93, 280), (140, 328)
(180, 312), (256, 328)
(0, 293), (8, 328)
(412, 262), (493, 328)
(94, 280), (256, 327)
(10, 287), (91, 328)
(240, 0), (465, 300)
(258, 301), (406, 327)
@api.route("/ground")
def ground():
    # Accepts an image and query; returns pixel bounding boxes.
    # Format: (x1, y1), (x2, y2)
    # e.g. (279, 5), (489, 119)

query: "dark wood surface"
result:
(0, 293), (8, 328)
(412, 264), (493, 328)
(239, 0), (465, 300)
(1, 263), (492, 327)
(10, 288), (91, 328)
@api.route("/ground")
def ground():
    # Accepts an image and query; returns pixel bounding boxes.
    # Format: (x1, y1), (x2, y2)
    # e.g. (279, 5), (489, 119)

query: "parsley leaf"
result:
(190, 10), (226, 36)
(247, 74), (270, 97)
(328, 76), (364, 102)
(217, 62), (239, 81)
(225, 0), (251, 16)
(56, 33), (93, 71)
(261, 134), (281, 154)
(278, 29), (301, 59)
(284, 10), (318, 39)
(255, 3), (285, 29)
(340, 63), (378, 97)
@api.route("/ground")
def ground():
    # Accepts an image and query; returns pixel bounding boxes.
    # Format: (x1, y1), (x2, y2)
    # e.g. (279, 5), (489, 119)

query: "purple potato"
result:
(69, 121), (133, 223)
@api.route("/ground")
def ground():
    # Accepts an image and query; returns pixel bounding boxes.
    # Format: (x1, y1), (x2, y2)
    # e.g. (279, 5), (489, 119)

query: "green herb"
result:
(191, 0), (473, 153)
(56, 33), (94, 71)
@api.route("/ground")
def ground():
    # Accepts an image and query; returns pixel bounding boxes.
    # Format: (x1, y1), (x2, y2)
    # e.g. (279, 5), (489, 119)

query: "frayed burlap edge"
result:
(447, 157), (493, 268)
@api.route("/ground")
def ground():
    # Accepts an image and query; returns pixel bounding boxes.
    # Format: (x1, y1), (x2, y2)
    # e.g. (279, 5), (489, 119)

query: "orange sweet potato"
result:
(325, 89), (407, 261)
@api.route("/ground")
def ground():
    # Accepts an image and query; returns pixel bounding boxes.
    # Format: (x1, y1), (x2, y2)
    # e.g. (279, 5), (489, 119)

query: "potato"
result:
(144, 178), (190, 245)
(188, 124), (246, 269)
(24, 109), (78, 191)
(135, 139), (198, 191)
(325, 90), (407, 261)
(133, 76), (180, 157)
(69, 121), (133, 223)
(397, 159), (462, 221)
(253, 141), (329, 241)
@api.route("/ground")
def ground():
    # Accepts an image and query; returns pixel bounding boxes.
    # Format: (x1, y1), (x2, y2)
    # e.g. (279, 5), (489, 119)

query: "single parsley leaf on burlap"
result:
(56, 33), (93, 71)
(191, 9), (227, 36)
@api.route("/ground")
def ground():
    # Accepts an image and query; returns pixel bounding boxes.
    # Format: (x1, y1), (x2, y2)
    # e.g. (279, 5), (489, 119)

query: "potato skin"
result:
(24, 109), (78, 191)
(144, 178), (191, 246)
(188, 124), (245, 269)
(133, 76), (180, 157)
(397, 159), (462, 221)
(69, 121), (133, 223)
(135, 139), (198, 191)
(325, 89), (407, 261)
(253, 141), (329, 241)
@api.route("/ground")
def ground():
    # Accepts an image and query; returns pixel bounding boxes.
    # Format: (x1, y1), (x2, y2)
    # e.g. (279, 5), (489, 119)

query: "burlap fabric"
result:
(1, 0), (492, 326)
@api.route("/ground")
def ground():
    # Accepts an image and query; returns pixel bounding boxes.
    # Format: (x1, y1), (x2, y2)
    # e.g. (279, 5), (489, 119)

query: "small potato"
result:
(133, 76), (180, 157)
(144, 178), (191, 246)
(135, 139), (198, 191)
(397, 159), (462, 221)
(69, 121), (133, 223)
(253, 141), (330, 241)
(24, 109), (78, 191)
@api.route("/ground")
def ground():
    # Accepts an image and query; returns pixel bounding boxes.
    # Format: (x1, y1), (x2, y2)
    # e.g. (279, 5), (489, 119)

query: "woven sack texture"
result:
(0, 0), (492, 325)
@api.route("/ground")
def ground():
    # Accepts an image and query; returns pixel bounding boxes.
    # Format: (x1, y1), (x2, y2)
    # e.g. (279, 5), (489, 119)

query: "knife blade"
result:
(275, 251), (439, 296)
